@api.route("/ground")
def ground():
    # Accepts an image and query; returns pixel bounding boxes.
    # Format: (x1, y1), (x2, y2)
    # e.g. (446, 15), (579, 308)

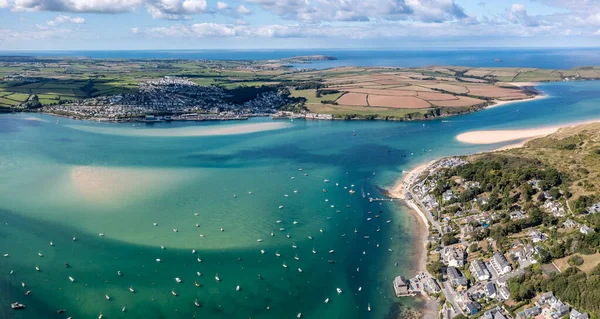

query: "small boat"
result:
(388, 249), (393, 252)
(25, 290), (30, 296)
(35, 266), (40, 272)
(308, 236), (313, 240)
(275, 251), (281, 257)
(50, 242), (54, 246)
(386, 220), (391, 223)
(118, 271), (122, 276)
(72, 237), (76, 241)
(324, 298), (329, 303)
(336, 288), (342, 294)
(286, 233), (290, 238)
(153, 222), (158, 226)
(173, 229), (178, 232)
(11, 302), (25, 309)
(270, 231), (274, 236)
(320, 228), (323, 233)
(2, 254), (8, 257)
(329, 250), (335, 254)
(21, 282), (25, 287)
(194, 299), (200, 307)
(196, 271), (202, 276)
(220, 227), (224, 232)
(278, 206), (284, 209)
(129, 287), (135, 293)
(171, 290), (177, 296)
(324, 179), (330, 183)
(357, 267), (360, 272)
(368, 303), (371, 312)
(192, 249), (196, 254)
(280, 228), (285, 231)
(98, 233), (104, 237)
(294, 255), (300, 261)
(99, 314), (103, 319)
(297, 313), (302, 318)
(194, 213), (199, 216)
(9, 270), (13, 275)
(349, 189), (356, 194)
(105, 295), (110, 300)
(236, 285), (240, 291)
(160, 245), (165, 250)
(293, 221), (298, 225)
(215, 273), (220, 282)
(293, 189), (298, 193)
(38, 252), (43, 257)
(69, 276), (75, 282)
(328, 260), (336, 264)
(156, 259), (162, 263)
(199, 234), (205, 237)
(175, 277), (182, 283)
(282, 263), (287, 268)
(354, 228), (358, 234)
(195, 281), (200, 287)
(195, 224), (199, 227)
(284, 194), (289, 197)
(260, 249), (265, 254)
(292, 244), (297, 249)
(298, 268), (303, 273)
(312, 248), (316, 254)
(257, 239), (262, 242)
(197, 257), (202, 262)
(358, 287), (362, 291)
(122, 307), (126, 312)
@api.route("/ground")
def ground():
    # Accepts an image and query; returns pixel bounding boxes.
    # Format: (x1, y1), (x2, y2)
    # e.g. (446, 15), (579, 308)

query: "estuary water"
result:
(2, 81), (600, 319)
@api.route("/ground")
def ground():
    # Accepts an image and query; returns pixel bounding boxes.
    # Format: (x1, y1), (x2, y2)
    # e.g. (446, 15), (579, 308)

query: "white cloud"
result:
(507, 4), (539, 27)
(11, 0), (144, 13)
(243, 0), (468, 23)
(130, 27), (139, 33)
(146, 0), (208, 20)
(46, 14), (85, 26)
(0, 0), (9, 8)
(237, 4), (251, 15)
(216, 1), (228, 9)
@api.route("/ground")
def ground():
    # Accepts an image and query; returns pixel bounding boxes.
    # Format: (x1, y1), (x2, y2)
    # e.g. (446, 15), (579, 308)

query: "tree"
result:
(442, 233), (459, 246)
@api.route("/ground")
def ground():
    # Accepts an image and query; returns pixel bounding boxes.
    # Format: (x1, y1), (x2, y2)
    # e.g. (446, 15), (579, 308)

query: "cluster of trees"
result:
(433, 155), (563, 211)
(508, 265), (600, 316)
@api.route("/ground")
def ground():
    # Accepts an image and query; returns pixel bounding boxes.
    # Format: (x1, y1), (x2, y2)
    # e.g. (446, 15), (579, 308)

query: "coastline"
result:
(456, 117), (600, 145)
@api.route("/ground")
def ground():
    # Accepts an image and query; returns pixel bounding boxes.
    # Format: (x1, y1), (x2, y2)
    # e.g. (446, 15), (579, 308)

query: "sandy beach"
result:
(456, 118), (600, 145)
(66, 122), (292, 137)
(456, 127), (559, 144)
(488, 92), (546, 109)
(387, 162), (439, 317)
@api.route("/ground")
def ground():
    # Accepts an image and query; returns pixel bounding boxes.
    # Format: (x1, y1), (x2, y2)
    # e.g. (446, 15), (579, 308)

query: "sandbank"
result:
(456, 127), (559, 144)
(66, 122), (291, 137)
(487, 93), (547, 109)
(70, 165), (194, 204)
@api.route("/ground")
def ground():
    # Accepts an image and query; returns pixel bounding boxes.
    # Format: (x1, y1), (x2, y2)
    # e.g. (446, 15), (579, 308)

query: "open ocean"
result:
(2, 48), (600, 69)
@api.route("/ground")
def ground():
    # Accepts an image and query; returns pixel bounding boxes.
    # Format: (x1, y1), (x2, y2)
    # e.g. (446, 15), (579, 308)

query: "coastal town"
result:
(395, 151), (598, 319)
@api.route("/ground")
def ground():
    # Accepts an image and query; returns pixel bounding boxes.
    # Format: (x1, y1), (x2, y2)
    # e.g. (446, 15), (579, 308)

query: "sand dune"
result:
(66, 122), (291, 137)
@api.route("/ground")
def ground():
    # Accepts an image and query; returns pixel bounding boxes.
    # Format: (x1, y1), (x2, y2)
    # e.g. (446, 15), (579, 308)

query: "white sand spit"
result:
(456, 127), (559, 144)
(66, 122), (291, 137)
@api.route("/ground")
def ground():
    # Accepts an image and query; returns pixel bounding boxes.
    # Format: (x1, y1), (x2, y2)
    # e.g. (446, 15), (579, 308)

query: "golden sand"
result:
(67, 122), (291, 137)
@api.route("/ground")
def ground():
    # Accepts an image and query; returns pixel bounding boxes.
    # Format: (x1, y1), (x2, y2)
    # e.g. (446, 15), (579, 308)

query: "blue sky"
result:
(1, 0), (599, 50)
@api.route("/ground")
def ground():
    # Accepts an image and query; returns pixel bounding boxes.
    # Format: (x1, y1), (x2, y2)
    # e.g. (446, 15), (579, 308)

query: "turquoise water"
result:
(1, 81), (600, 319)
